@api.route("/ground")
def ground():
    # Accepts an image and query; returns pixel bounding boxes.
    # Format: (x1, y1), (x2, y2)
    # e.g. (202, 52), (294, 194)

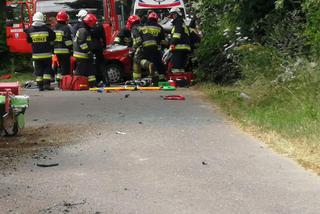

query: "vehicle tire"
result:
(3, 112), (19, 137)
(105, 64), (122, 83)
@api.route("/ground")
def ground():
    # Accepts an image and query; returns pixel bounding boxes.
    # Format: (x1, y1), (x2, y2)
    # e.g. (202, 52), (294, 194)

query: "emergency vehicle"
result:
(5, 0), (131, 83)
(133, 0), (186, 16)
(132, 0), (189, 32)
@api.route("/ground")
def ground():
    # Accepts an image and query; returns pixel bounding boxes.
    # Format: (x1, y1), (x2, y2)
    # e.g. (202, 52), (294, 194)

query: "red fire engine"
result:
(5, 0), (131, 83)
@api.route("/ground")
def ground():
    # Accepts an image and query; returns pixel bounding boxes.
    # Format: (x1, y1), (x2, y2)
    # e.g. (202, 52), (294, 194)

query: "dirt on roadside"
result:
(0, 124), (92, 170)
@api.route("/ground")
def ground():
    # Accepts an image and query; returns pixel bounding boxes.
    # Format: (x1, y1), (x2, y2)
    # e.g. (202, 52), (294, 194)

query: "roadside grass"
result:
(200, 81), (320, 175)
(0, 72), (34, 85)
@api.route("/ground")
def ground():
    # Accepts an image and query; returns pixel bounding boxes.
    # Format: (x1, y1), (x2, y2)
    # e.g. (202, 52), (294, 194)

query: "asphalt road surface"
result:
(0, 89), (320, 214)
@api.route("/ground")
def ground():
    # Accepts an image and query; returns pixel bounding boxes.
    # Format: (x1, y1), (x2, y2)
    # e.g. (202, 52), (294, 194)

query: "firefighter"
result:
(71, 9), (88, 38)
(114, 24), (132, 47)
(26, 12), (56, 91)
(126, 15), (143, 80)
(143, 12), (167, 80)
(168, 7), (191, 73)
(91, 20), (110, 86)
(73, 14), (98, 87)
(53, 11), (73, 87)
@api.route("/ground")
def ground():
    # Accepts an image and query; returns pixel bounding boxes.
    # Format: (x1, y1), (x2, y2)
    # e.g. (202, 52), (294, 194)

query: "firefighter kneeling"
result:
(26, 12), (56, 91)
(73, 14), (98, 88)
(130, 14), (165, 84)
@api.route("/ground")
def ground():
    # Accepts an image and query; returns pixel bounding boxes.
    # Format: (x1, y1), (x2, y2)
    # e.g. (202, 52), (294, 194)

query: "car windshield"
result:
(36, 0), (104, 25)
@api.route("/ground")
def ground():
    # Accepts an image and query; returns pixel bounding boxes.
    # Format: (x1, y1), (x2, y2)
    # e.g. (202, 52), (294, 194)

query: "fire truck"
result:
(5, 0), (131, 83)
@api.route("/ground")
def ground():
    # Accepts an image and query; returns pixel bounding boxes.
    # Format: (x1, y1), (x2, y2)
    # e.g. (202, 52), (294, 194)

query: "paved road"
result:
(0, 89), (320, 214)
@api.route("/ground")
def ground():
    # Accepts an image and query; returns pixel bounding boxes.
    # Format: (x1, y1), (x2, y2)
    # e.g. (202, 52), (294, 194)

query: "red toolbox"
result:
(0, 82), (21, 95)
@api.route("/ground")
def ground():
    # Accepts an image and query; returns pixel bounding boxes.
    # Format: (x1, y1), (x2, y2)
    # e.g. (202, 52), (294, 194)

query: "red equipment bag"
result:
(61, 75), (89, 91)
(166, 72), (194, 85)
(0, 82), (20, 95)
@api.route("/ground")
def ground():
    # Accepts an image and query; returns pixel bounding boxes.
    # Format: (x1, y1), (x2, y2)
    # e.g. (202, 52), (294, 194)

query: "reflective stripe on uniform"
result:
(65, 40), (73, 46)
(172, 33), (181, 39)
(43, 74), (52, 80)
(88, 75), (96, 82)
(54, 30), (64, 42)
(56, 73), (62, 80)
(30, 31), (49, 43)
(54, 48), (69, 54)
(114, 37), (120, 43)
(142, 40), (157, 47)
(175, 44), (191, 51)
(133, 37), (142, 46)
(32, 53), (52, 59)
(73, 51), (89, 59)
(140, 26), (161, 36)
(140, 59), (149, 68)
(36, 76), (43, 82)
(172, 68), (185, 73)
(80, 43), (89, 50)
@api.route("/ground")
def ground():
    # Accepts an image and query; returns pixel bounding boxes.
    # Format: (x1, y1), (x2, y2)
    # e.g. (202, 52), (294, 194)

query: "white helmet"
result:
(169, 7), (182, 16)
(33, 12), (45, 22)
(77, 9), (88, 20)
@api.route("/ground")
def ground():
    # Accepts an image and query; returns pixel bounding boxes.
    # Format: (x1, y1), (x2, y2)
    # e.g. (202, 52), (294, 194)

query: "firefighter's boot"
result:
(56, 73), (62, 89)
(132, 63), (142, 80)
(88, 75), (97, 88)
(43, 80), (55, 91)
(37, 82), (44, 91)
(36, 76), (44, 91)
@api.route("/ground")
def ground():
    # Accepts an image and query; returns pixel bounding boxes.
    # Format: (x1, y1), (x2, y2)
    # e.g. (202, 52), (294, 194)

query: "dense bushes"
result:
(194, 0), (320, 84)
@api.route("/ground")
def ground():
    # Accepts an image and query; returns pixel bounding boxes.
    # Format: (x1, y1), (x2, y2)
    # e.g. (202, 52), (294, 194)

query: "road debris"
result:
(39, 200), (87, 214)
(116, 131), (126, 135)
(36, 163), (59, 168)
(240, 92), (251, 100)
(163, 95), (186, 101)
(202, 161), (208, 165)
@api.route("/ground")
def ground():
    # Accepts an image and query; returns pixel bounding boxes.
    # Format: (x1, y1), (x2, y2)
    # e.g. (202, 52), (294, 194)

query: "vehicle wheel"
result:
(3, 112), (19, 137)
(105, 64), (122, 83)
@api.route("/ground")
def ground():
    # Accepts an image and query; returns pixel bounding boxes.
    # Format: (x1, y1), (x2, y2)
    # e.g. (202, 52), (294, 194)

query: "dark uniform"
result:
(170, 16), (191, 73)
(139, 19), (166, 78)
(91, 24), (109, 86)
(131, 23), (144, 80)
(114, 27), (132, 47)
(53, 22), (73, 83)
(26, 24), (56, 90)
(71, 21), (82, 38)
(73, 22), (96, 87)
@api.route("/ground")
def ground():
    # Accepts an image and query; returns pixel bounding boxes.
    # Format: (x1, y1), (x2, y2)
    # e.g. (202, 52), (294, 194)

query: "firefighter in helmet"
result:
(72, 9), (88, 38)
(114, 23), (133, 47)
(73, 13), (98, 87)
(142, 12), (167, 80)
(26, 12), (56, 91)
(168, 7), (191, 73)
(53, 11), (73, 87)
(126, 15), (143, 80)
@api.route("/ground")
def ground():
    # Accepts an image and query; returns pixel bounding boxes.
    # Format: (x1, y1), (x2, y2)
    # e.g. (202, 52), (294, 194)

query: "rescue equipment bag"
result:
(61, 75), (89, 91)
